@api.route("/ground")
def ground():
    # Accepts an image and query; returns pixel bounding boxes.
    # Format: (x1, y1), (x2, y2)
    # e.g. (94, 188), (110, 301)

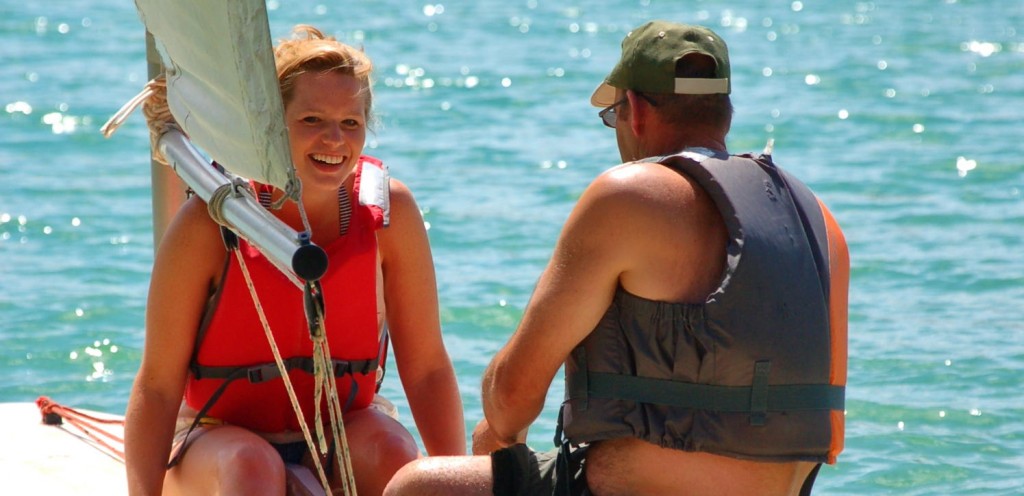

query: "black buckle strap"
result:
(219, 225), (239, 251)
(304, 280), (326, 340)
(554, 403), (590, 496)
(174, 356), (376, 468)
(168, 366), (248, 468)
(750, 360), (771, 426)
(566, 348), (589, 412)
(192, 356), (379, 383)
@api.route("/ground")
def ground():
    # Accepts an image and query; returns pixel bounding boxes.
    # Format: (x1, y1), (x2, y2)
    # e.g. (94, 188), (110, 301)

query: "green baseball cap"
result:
(591, 20), (731, 107)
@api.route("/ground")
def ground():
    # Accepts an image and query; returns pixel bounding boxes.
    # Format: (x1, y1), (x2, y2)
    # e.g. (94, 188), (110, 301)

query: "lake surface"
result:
(2, 1), (1022, 493)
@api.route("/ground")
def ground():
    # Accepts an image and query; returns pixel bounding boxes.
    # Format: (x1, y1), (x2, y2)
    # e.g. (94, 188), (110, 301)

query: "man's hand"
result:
(471, 418), (527, 455)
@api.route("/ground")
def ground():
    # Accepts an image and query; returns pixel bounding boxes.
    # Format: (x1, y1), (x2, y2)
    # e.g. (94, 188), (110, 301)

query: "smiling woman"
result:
(122, 24), (466, 496)
(284, 71), (368, 202)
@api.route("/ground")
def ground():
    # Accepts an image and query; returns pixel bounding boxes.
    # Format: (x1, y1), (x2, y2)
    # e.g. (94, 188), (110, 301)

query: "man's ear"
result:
(625, 90), (647, 137)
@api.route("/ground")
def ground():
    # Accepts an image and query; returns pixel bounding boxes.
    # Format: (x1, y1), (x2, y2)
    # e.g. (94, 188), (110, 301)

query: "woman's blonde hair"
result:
(124, 25), (375, 166)
(275, 25), (375, 127)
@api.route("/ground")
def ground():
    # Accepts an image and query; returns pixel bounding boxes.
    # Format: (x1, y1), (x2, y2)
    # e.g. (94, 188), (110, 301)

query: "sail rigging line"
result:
(218, 185), (356, 494)
(229, 156), (358, 496)
(35, 396), (126, 464)
(101, 77), (174, 169)
(304, 281), (358, 495)
(233, 250), (340, 495)
(228, 175), (358, 494)
(99, 77), (160, 139)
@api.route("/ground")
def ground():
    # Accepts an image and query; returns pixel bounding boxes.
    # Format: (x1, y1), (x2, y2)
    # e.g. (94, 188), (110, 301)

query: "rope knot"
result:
(100, 76), (177, 167)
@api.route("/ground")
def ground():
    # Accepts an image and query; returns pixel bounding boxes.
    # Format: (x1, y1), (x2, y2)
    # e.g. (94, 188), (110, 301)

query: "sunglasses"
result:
(598, 92), (658, 128)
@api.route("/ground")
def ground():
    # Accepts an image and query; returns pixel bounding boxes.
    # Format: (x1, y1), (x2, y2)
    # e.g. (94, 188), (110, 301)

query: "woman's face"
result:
(284, 71), (367, 194)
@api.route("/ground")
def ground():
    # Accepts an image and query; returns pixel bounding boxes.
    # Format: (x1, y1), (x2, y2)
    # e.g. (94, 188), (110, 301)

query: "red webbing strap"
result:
(35, 396), (126, 463)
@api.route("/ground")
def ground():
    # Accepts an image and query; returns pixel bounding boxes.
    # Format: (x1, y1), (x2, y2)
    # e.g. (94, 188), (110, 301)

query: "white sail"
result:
(133, 0), (297, 197)
(121, 0), (325, 281)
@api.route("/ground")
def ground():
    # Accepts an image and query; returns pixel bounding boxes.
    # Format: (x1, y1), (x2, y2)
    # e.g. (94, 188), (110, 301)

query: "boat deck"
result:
(0, 402), (127, 495)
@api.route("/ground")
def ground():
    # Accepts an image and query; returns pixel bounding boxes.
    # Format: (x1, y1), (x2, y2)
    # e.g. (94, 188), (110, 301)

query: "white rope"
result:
(100, 77), (176, 170)
(99, 79), (158, 138)
(308, 301), (358, 494)
(234, 249), (335, 494)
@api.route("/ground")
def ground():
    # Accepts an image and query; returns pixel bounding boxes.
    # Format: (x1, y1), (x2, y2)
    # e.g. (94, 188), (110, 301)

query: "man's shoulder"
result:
(597, 160), (706, 197)
(599, 160), (690, 189)
(582, 161), (709, 225)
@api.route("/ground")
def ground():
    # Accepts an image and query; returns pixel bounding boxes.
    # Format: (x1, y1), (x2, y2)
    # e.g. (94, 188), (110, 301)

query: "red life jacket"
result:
(184, 156), (390, 434)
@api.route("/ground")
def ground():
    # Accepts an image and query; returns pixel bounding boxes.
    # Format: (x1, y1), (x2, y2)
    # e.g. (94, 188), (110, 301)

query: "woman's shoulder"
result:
(376, 176), (431, 258)
(169, 196), (220, 234)
(384, 177), (420, 219)
(386, 176), (413, 200)
(158, 196), (227, 262)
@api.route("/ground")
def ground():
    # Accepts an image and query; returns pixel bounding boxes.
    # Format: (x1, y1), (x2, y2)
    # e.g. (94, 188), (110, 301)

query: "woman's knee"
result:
(168, 427), (286, 495)
(347, 420), (420, 489)
(346, 409), (420, 464)
(338, 409), (420, 495)
(220, 438), (285, 479)
(373, 425), (421, 463)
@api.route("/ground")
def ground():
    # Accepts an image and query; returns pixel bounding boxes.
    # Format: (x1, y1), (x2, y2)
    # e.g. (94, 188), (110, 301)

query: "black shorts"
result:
(490, 444), (588, 496)
(491, 443), (821, 496)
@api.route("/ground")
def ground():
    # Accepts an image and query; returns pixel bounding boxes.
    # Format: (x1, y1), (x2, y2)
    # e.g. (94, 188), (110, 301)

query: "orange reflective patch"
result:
(818, 199), (849, 387)
(818, 199), (849, 463)
(828, 409), (845, 464)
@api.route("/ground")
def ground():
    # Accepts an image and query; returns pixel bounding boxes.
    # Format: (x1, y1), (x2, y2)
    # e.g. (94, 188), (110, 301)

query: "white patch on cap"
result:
(674, 77), (729, 94)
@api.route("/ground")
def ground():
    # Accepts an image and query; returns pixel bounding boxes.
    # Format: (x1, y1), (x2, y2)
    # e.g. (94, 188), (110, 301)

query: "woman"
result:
(125, 25), (465, 496)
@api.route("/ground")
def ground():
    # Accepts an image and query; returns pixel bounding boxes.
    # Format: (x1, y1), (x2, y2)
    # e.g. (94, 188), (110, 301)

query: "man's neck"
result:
(645, 124), (727, 154)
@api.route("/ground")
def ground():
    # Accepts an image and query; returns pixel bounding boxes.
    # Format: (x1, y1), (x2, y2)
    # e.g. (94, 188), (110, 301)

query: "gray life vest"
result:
(560, 148), (846, 463)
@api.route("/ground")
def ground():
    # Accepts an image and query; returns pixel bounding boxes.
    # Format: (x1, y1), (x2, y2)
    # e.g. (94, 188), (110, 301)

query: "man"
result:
(385, 20), (849, 496)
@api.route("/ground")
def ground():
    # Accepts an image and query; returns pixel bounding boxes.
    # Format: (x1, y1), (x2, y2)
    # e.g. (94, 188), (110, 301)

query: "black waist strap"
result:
(587, 371), (845, 413)
(170, 356), (373, 469)
(191, 356), (378, 384)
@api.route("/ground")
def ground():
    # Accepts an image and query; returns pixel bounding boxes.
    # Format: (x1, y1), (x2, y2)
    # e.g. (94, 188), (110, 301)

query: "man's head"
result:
(592, 20), (733, 156)
(592, 21), (730, 105)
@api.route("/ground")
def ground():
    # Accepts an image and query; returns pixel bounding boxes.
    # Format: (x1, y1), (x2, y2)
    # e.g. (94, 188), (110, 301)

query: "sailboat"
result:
(0, 1), (336, 493)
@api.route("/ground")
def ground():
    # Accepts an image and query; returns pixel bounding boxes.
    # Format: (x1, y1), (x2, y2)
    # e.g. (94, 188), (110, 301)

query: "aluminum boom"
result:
(157, 129), (327, 282)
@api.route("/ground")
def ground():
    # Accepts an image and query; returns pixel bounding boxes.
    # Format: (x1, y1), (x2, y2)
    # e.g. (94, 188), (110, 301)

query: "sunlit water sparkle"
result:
(2, 1), (1022, 493)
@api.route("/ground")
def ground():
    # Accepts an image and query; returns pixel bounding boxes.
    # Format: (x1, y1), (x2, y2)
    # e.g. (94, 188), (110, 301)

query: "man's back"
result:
(570, 158), (818, 496)
(598, 160), (726, 304)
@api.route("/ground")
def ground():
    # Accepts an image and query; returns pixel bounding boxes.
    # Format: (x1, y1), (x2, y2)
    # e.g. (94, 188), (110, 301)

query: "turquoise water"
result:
(2, 1), (1022, 493)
